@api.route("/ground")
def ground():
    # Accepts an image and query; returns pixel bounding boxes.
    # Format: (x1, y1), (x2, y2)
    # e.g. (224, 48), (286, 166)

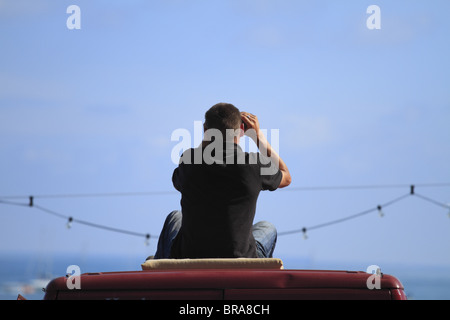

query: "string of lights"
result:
(0, 197), (154, 245)
(0, 184), (448, 246)
(278, 193), (412, 238)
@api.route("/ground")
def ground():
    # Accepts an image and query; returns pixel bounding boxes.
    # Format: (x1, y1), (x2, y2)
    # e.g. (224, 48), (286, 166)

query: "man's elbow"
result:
(279, 171), (292, 189)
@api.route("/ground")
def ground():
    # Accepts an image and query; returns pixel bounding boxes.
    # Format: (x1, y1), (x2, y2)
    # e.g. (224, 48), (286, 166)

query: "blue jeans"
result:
(154, 210), (277, 259)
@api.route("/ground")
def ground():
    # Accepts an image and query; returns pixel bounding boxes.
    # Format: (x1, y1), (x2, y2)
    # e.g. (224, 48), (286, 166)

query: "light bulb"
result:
(67, 217), (73, 229)
(145, 234), (151, 246)
(302, 228), (308, 240)
(377, 205), (384, 218)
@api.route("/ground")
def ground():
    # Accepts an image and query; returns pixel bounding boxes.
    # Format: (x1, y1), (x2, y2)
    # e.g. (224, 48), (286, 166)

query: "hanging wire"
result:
(0, 182), (449, 200)
(33, 204), (155, 238)
(0, 184), (449, 243)
(413, 193), (450, 209)
(0, 191), (177, 200)
(280, 182), (450, 192)
(0, 199), (156, 239)
(278, 193), (411, 236)
(0, 199), (29, 207)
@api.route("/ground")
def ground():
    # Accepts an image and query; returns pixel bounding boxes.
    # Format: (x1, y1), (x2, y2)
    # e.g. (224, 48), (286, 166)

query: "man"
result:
(154, 103), (291, 259)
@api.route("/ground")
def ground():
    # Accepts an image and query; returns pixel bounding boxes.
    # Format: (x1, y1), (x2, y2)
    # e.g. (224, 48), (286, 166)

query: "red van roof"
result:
(43, 268), (406, 300)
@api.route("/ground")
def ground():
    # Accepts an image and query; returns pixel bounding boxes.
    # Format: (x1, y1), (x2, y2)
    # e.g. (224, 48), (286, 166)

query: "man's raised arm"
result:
(241, 112), (292, 189)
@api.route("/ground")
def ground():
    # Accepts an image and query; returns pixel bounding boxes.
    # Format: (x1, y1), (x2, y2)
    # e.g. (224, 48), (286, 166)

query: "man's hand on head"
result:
(241, 111), (261, 142)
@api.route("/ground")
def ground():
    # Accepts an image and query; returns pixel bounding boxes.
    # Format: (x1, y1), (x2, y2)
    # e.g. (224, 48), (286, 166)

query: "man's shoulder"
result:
(178, 147), (202, 165)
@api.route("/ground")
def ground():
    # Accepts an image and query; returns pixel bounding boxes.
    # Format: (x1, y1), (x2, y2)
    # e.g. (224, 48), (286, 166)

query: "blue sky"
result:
(1, 0), (449, 272)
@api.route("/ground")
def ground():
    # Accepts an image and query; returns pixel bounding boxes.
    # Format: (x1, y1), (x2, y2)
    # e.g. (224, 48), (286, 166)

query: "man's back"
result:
(170, 143), (282, 258)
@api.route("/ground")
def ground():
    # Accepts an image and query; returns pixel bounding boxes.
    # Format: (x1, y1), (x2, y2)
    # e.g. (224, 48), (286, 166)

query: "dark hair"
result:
(204, 103), (241, 134)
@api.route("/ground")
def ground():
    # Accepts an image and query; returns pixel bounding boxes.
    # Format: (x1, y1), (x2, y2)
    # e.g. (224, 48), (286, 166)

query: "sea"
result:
(1, 252), (449, 300)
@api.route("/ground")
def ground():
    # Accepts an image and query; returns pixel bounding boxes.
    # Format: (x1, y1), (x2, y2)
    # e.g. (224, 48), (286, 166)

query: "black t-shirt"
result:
(170, 142), (282, 259)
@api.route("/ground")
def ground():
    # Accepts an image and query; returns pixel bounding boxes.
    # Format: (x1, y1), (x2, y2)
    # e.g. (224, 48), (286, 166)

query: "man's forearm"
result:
(254, 130), (291, 188)
(240, 111), (292, 188)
